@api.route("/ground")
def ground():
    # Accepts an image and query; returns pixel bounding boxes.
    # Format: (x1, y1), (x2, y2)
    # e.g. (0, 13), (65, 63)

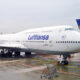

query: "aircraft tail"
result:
(76, 19), (80, 29)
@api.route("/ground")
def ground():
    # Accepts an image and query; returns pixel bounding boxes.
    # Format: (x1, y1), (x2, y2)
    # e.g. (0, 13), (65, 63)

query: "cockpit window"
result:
(65, 28), (74, 31)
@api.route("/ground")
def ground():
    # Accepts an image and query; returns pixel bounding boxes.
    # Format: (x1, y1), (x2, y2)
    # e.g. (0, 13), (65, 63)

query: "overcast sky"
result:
(0, 0), (80, 33)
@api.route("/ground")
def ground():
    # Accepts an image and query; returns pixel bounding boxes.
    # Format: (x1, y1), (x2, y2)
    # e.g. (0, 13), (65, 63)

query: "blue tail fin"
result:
(76, 19), (80, 28)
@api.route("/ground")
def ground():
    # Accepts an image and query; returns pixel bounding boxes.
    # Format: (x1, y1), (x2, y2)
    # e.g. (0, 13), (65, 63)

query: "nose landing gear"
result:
(58, 54), (70, 65)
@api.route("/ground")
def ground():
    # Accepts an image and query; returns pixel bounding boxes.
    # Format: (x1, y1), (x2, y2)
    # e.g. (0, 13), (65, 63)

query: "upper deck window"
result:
(65, 28), (74, 31)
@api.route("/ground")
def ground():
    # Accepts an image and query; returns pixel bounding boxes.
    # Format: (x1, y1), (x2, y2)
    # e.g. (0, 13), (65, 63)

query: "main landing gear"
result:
(0, 49), (21, 58)
(58, 54), (70, 65)
(25, 52), (32, 58)
(0, 49), (13, 58)
(14, 51), (20, 57)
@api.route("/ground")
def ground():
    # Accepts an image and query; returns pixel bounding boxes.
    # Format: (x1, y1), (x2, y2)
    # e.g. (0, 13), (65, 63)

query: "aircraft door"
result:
(43, 32), (53, 47)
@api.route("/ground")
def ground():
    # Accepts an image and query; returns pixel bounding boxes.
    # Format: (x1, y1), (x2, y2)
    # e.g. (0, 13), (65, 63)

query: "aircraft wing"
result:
(0, 43), (28, 51)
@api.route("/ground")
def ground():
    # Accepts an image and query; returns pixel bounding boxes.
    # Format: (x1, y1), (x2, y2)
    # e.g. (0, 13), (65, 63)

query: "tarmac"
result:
(0, 53), (80, 80)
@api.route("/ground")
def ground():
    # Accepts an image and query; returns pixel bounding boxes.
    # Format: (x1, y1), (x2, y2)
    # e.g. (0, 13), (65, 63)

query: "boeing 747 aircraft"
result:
(0, 19), (80, 65)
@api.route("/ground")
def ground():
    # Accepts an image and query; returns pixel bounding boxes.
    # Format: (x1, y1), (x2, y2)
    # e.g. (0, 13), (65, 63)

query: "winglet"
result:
(76, 19), (80, 29)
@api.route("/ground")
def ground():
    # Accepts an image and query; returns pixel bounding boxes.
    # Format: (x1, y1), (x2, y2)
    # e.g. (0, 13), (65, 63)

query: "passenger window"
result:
(69, 41), (70, 43)
(71, 41), (73, 43)
(67, 41), (68, 43)
(78, 41), (80, 43)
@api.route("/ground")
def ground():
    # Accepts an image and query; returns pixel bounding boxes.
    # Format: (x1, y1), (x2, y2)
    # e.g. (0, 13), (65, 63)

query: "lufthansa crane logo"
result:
(28, 35), (49, 40)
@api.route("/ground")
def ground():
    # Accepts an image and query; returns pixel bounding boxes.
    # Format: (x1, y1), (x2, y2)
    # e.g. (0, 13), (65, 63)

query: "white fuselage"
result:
(0, 25), (80, 55)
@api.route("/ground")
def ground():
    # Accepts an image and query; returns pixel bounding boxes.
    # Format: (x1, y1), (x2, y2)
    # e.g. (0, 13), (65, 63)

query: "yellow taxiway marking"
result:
(65, 65), (80, 70)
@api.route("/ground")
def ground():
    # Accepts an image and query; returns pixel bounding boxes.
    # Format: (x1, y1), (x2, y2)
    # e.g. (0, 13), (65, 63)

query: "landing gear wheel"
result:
(6, 51), (12, 58)
(61, 61), (69, 65)
(0, 50), (6, 57)
(58, 60), (69, 65)
(14, 51), (20, 57)
(0, 54), (6, 57)
(25, 52), (31, 57)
